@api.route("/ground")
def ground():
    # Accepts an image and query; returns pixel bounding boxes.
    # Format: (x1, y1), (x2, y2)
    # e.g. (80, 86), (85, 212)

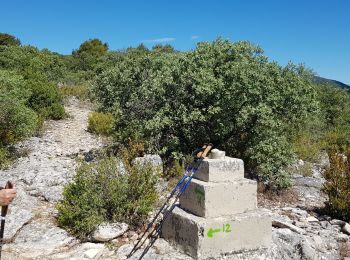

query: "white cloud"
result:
(143, 37), (175, 43)
(191, 35), (200, 40)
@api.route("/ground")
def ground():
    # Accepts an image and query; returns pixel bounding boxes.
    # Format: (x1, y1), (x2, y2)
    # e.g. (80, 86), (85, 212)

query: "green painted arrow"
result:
(207, 228), (221, 238)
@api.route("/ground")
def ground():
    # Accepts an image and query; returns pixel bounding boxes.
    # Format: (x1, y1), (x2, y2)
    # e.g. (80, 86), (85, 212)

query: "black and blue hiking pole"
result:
(0, 181), (13, 260)
(128, 145), (207, 257)
(127, 144), (213, 259)
(127, 145), (209, 257)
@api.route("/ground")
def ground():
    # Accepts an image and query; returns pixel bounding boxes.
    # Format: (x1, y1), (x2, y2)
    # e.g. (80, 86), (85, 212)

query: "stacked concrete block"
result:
(162, 153), (272, 259)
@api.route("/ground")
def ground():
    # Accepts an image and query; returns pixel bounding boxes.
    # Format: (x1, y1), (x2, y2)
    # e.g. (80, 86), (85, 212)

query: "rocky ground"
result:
(0, 99), (350, 259)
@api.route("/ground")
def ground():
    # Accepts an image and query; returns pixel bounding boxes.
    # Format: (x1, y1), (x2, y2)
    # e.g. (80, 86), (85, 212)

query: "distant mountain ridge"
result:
(313, 76), (350, 91)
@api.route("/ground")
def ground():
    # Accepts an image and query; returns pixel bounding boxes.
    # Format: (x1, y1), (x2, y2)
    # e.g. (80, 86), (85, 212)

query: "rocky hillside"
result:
(0, 98), (350, 259)
(314, 76), (350, 91)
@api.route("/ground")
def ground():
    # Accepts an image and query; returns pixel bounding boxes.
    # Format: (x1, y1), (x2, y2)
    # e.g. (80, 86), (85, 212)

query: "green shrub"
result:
(0, 82), (38, 168)
(71, 39), (110, 74)
(164, 159), (184, 179)
(292, 132), (323, 162)
(317, 84), (350, 128)
(27, 80), (65, 120)
(0, 69), (30, 100)
(0, 45), (69, 167)
(117, 140), (146, 168)
(0, 146), (31, 170)
(73, 38), (108, 57)
(290, 83), (350, 165)
(316, 84), (350, 153)
(0, 69), (38, 168)
(0, 101), (38, 145)
(0, 33), (21, 46)
(323, 151), (350, 222)
(0, 45), (67, 82)
(88, 112), (115, 136)
(93, 38), (318, 190)
(57, 156), (159, 239)
(0, 70), (38, 145)
(48, 102), (66, 120)
(321, 126), (350, 154)
(0, 148), (10, 169)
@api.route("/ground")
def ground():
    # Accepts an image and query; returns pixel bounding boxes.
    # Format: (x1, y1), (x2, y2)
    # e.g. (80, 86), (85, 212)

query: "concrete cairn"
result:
(162, 149), (272, 259)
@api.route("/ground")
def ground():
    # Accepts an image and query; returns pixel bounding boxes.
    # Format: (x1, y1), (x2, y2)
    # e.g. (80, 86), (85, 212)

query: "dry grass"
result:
(257, 182), (299, 209)
(59, 84), (89, 100)
(339, 242), (350, 259)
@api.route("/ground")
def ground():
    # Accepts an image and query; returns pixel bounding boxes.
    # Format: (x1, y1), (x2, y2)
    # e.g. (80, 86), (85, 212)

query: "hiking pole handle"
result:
(4, 182), (12, 189)
(182, 144), (213, 193)
(197, 144), (213, 158)
(194, 144), (207, 158)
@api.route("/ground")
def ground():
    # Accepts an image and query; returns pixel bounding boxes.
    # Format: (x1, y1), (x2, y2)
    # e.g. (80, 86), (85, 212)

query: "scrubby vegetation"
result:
(57, 155), (159, 239)
(290, 83), (350, 178)
(0, 33), (117, 167)
(0, 34), (66, 167)
(323, 151), (350, 222)
(93, 39), (318, 189)
(0, 33), (21, 46)
(0, 69), (38, 167)
(90, 38), (350, 192)
(3, 31), (350, 228)
(59, 84), (90, 100)
(87, 112), (115, 136)
(26, 80), (65, 119)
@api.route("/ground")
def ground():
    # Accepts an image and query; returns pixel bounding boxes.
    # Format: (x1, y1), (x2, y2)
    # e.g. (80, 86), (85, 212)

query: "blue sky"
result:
(1, 0), (349, 84)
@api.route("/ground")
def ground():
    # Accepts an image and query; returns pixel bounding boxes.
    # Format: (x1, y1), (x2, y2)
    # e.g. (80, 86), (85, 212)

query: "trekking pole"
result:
(136, 144), (213, 260)
(127, 145), (208, 258)
(0, 181), (13, 260)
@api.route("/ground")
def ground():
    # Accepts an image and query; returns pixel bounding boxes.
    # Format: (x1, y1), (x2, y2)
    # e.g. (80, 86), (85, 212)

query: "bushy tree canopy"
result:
(0, 33), (21, 46)
(71, 38), (110, 73)
(93, 39), (318, 189)
(152, 44), (176, 53)
(317, 84), (350, 127)
(73, 38), (108, 57)
(0, 45), (67, 82)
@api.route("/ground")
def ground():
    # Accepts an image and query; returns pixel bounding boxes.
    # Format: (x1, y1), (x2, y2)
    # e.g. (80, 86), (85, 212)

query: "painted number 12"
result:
(222, 224), (231, 233)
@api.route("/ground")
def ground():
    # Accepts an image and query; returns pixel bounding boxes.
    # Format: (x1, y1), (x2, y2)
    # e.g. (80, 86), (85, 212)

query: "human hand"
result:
(0, 183), (16, 206)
